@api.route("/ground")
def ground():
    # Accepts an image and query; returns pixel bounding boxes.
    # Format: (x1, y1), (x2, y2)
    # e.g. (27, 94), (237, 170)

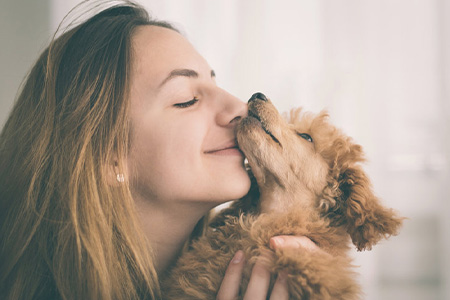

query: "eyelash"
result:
(173, 97), (199, 108)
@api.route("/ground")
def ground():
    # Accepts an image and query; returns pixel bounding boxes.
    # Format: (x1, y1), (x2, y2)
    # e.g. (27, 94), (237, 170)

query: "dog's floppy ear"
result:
(321, 139), (403, 251)
(337, 166), (403, 251)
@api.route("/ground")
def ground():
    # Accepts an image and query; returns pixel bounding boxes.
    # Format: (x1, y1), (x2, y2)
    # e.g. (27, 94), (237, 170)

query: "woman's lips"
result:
(208, 147), (243, 156)
(205, 142), (244, 156)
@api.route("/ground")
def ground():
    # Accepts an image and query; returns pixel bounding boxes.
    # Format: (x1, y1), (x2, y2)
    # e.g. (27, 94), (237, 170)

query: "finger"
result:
(269, 272), (289, 300)
(243, 260), (271, 300)
(216, 250), (245, 300)
(270, 235), (319, 252)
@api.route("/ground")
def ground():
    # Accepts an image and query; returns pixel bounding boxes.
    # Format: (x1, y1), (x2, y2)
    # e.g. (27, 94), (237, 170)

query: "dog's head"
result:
(237, 93), (402, 251)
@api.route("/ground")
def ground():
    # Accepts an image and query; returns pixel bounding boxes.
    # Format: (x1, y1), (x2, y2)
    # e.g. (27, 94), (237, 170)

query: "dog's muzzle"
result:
(249, 92), (268, 103)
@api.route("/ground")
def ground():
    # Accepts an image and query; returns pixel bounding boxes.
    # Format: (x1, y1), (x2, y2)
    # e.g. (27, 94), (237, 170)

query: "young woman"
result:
(0, 1), (319, 299)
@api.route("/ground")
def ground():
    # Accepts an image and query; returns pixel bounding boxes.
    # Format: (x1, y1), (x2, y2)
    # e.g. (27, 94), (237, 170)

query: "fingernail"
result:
(232, 250), (244, 264)
(270, 237), (284, 249)
(278, 271), (288, 283)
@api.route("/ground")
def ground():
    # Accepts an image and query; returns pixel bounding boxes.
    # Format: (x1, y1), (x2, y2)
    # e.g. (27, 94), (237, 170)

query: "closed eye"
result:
(174, 97), (198, 108)
(298, 133), (313, 143)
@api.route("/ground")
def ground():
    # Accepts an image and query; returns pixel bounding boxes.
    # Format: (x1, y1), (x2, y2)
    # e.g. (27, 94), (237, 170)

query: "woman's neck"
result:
(134, 197), (213, 273)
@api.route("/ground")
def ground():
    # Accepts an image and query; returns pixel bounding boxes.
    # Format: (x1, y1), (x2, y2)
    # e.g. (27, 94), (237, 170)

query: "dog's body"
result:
(162, 93), (402, 299)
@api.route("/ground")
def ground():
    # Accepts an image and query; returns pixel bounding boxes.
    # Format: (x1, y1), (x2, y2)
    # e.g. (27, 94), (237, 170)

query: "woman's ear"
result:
(104, 159), (127, 186)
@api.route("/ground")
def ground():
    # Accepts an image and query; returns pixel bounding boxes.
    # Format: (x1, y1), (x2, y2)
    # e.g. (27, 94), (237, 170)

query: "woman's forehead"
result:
(132, 26), (195, 68)
(131, 25), (210, 89)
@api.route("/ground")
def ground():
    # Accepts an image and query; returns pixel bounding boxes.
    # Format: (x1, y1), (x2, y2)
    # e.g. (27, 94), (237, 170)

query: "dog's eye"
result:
(298, 133), (313, 143)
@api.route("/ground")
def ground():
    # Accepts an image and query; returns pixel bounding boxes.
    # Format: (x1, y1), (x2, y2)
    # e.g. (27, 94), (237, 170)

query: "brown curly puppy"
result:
(161, 93), (403, 299)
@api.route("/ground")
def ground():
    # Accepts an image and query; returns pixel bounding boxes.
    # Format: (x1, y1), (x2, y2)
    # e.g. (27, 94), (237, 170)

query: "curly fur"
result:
(161, 94), (403, 299)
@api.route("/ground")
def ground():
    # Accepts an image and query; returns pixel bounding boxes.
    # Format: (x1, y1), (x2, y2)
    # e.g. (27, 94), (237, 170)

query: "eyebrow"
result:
(158, 69), (216, 88)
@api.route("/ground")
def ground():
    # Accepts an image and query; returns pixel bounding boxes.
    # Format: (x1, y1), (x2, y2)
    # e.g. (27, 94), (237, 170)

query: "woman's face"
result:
(127, 26), (251, 208)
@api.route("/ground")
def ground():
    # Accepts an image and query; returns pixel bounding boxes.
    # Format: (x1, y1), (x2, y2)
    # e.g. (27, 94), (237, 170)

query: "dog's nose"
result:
(249, 92), (268, 103)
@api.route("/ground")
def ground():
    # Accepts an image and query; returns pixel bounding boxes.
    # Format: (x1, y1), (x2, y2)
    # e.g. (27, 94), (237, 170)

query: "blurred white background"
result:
(1, 0), (449, 299)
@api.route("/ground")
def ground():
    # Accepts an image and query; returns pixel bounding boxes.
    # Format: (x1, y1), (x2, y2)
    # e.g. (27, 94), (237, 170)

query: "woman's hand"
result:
(216, 235), (320, 300)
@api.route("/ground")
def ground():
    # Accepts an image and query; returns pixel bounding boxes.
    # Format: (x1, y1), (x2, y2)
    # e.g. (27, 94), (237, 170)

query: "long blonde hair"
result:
(0, 2), (176, 299)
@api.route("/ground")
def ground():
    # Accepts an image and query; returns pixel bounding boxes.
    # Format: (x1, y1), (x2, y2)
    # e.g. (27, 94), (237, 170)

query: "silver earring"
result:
(116, 173), (125, 183)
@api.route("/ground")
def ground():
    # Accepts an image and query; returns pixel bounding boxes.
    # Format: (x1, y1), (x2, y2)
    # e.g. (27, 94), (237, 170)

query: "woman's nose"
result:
(216, 90), (248, 126)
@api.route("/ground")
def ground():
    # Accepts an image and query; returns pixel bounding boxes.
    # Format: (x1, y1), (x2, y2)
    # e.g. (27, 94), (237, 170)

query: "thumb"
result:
(270, 235), (319, 252)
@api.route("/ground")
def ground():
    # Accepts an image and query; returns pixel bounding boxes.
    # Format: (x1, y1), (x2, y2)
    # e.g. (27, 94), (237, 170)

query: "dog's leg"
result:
(247, 212), (361, 300)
